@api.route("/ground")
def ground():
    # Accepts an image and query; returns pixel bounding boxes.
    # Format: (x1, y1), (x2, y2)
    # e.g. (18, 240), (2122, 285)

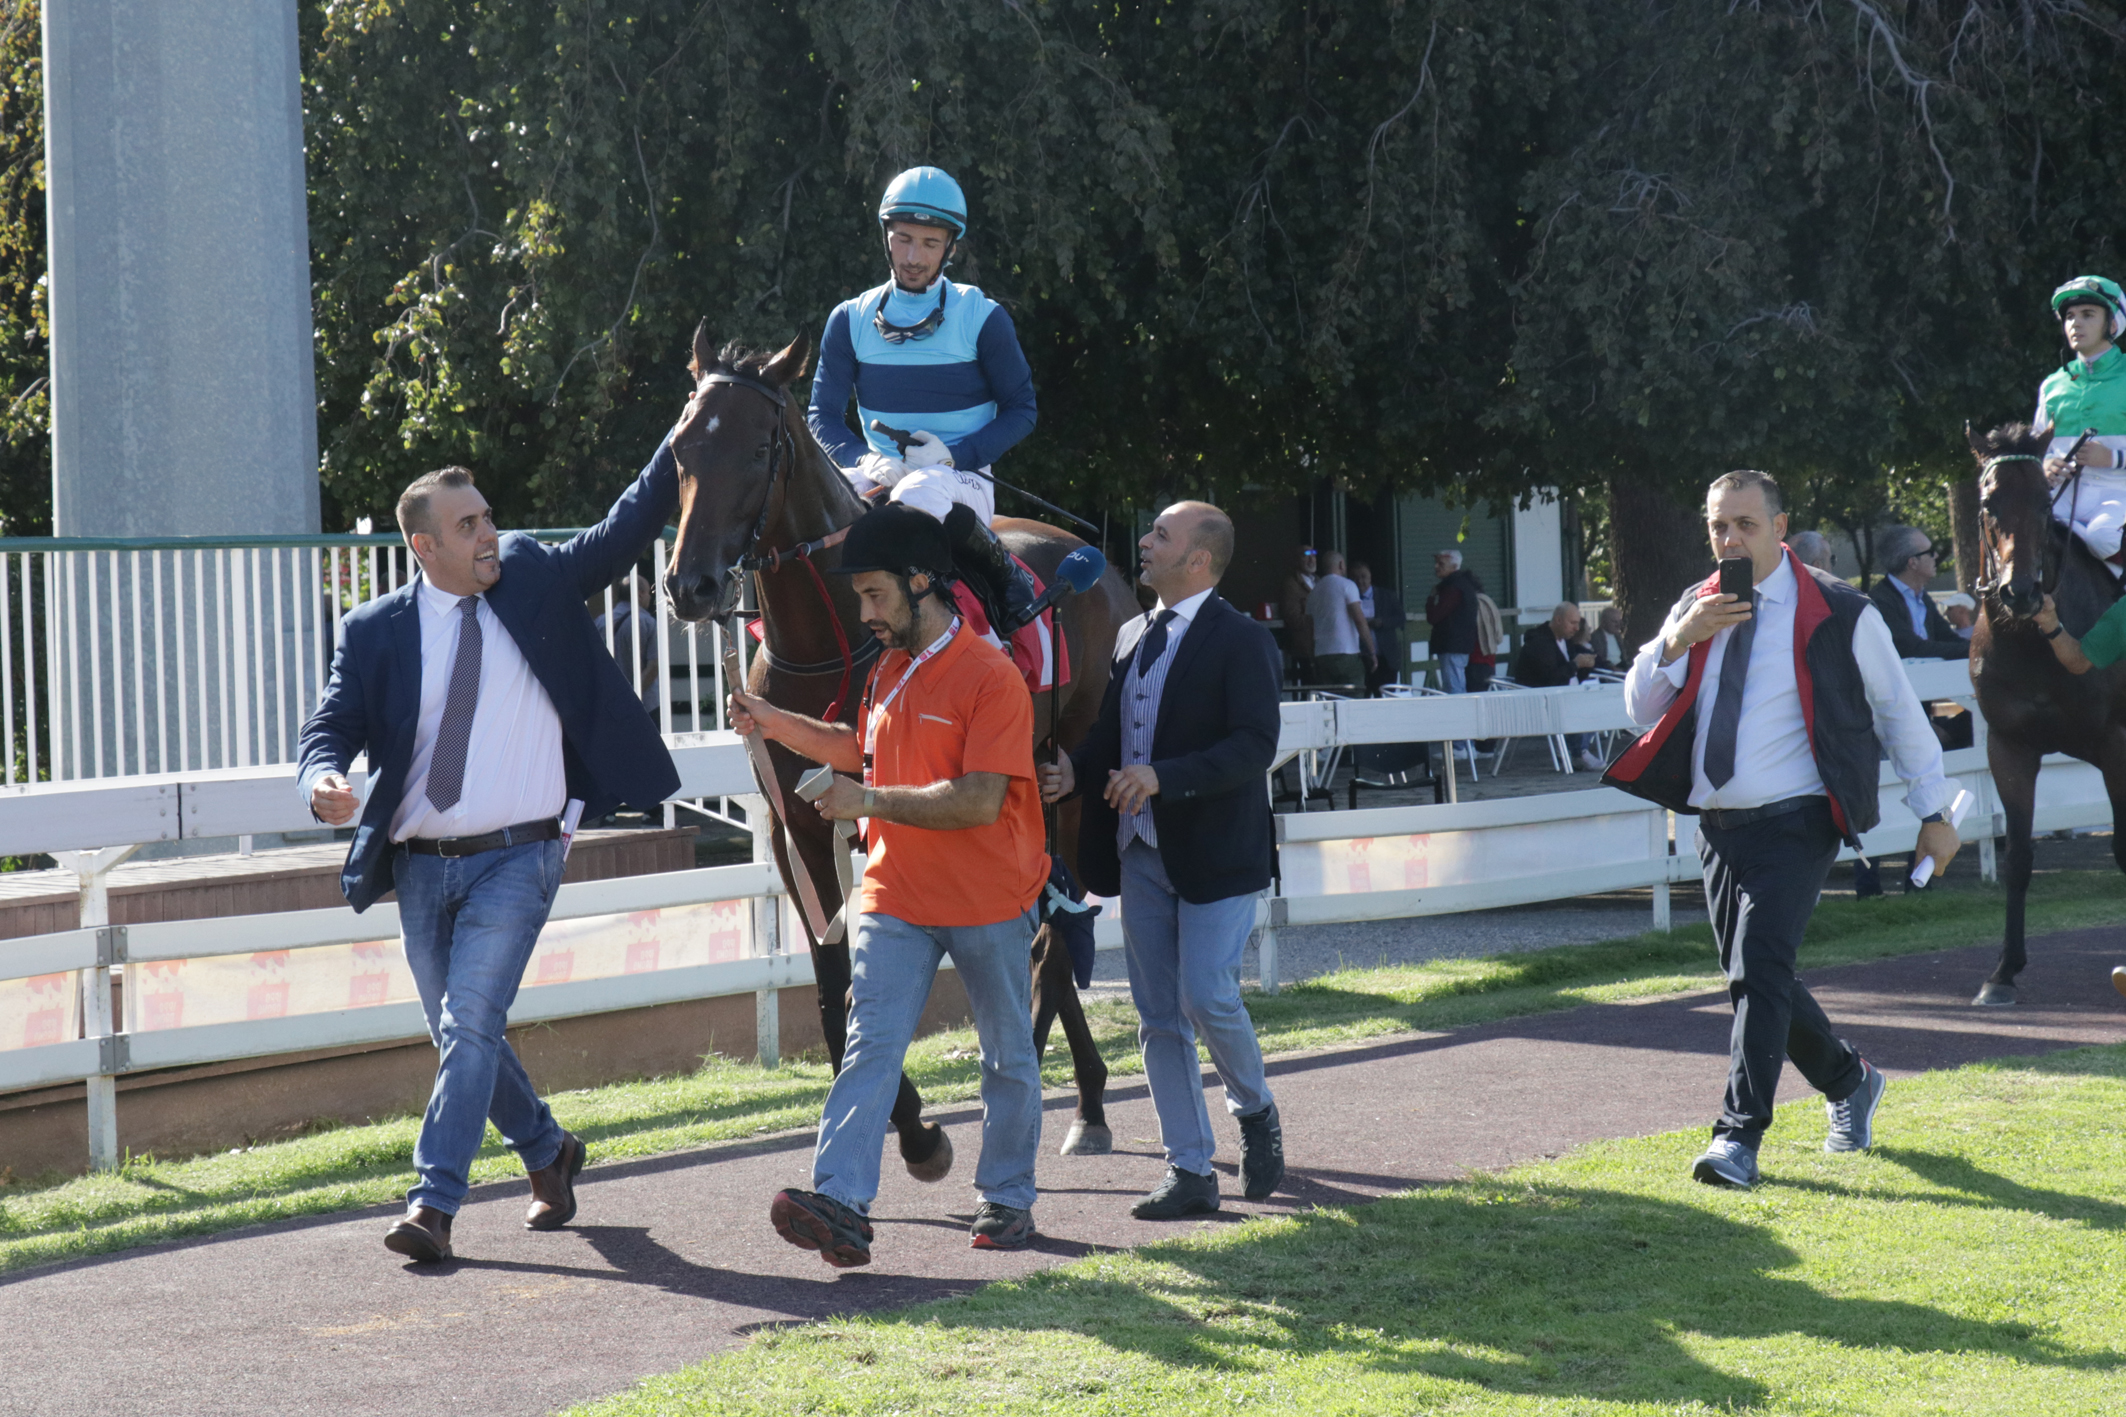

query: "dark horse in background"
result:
(1967, 422), (2125, 1005)
(661, 321), (1138, 1176)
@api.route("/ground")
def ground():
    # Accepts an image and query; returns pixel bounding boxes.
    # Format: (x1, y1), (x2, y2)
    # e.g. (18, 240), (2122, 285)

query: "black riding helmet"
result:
(832, 502), (955, 588)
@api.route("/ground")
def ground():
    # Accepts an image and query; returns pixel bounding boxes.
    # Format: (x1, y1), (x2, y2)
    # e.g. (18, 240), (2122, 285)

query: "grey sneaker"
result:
(1824, 1060), (1886, 1153)
(1691, 1138), (1760, 1189)
(770, 1188), (873, 1268)
(969, 1201), (1037, 1250)
(1238, 1103), (1285, 1200)
(1130, 1166), (1220, 1219)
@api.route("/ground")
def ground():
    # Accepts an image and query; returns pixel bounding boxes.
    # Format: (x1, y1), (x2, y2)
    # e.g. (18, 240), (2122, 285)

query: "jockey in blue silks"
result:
(806, 166), (1041, 632)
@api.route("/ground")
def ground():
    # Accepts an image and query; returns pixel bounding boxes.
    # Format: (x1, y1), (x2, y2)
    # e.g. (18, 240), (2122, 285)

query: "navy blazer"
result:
(1071, 592), (1282, 904)
(297, 443), (684, 912)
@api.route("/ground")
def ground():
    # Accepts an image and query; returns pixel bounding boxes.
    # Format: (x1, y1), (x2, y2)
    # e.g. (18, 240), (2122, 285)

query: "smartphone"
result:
(1717, 557), (1754, 602)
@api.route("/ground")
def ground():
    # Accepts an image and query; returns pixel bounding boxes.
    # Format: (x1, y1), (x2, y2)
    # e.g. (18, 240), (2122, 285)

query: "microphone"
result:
(1022, 546), (1106, 621)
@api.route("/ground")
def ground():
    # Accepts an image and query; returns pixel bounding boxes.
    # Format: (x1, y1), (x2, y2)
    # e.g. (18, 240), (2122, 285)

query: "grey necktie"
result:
(426, 597), (482, 813)
(1702, 593), (1758, 790)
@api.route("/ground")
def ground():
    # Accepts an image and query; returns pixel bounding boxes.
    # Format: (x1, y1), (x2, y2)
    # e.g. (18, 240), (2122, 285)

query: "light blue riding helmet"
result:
(877, 167), (968, 239)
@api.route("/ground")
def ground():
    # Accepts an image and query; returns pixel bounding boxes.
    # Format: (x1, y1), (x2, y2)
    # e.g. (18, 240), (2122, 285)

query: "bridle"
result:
(1975, 439), (2093, 608)
(677, 369), (868, 719)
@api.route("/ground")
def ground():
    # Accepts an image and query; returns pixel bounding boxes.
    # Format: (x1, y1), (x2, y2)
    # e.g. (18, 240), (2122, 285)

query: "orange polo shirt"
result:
(859, 626), (1046, 927)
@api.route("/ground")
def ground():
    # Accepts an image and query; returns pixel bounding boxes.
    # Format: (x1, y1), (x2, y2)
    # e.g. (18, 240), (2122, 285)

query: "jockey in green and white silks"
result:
(2035, 275), (2126, 563)
(806, 166), (1041, 631)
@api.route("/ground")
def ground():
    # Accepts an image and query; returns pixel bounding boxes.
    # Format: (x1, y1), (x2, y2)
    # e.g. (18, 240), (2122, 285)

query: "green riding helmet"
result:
(2051, 275), (2126, 339)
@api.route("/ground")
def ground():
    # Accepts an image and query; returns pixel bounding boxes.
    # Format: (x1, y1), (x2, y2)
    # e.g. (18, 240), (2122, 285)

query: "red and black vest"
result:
(1602, 547), (1882, 845)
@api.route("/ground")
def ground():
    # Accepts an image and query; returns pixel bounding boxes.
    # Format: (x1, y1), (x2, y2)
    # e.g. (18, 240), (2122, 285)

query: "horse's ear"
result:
(1964, 420), (1987, 457)
(763, 332), (813, 388)
(689, 320), (715, 378)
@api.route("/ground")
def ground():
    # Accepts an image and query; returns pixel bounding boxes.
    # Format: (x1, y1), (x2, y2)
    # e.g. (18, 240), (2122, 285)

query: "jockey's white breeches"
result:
(2047, 443), (2126, 561)
(844, 463), (996, 525)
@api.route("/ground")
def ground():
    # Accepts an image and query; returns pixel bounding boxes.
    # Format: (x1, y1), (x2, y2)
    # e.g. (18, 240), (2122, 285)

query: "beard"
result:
(866, 600), (920, 651)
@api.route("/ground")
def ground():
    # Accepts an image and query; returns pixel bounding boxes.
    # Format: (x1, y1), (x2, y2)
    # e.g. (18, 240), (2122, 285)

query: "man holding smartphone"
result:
(1604, 470), (1960, 1189)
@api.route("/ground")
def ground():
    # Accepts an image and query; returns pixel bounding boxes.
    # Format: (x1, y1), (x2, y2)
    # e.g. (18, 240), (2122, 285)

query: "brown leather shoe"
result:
(384, 1206), (454, 1263)
(525, 1132), (586, 1231)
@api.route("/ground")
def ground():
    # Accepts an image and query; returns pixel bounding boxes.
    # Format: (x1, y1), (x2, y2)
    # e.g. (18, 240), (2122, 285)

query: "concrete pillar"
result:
(44, 0), (318, 537)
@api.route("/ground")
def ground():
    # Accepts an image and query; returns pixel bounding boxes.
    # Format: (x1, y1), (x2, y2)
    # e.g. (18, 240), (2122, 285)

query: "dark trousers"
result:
(1699, 797), (1865, 1147)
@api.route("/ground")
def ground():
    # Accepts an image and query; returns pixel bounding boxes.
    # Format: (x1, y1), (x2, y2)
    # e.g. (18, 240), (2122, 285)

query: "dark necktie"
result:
(426, 596), (483, 813)
(1135, 608), (1179, 677)
(1702, 592), (1758, 790)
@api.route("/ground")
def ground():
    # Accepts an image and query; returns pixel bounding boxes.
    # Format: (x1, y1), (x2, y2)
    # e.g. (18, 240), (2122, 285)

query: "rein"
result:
(693, 370), (865, 722)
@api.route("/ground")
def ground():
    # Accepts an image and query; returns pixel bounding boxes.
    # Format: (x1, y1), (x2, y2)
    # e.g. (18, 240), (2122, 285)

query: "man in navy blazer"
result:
(297, 445), (680, 1262)
(1040, 501), (1286, 1218)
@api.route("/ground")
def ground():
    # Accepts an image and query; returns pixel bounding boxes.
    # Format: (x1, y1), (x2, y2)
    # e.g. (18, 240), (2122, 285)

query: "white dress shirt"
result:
(390, 576), (567, 841)
(1118, 586), (1214, 852)
(1622, 557), (1951, 818)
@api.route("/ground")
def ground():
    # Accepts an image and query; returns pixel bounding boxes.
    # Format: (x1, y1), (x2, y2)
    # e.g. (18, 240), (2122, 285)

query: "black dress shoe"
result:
(525, 1132), (586, 1231)
(1130, 1166), (1220, 1220)
(384, 1206), (454, 1263)
(1238, 1103), (1285, 1200)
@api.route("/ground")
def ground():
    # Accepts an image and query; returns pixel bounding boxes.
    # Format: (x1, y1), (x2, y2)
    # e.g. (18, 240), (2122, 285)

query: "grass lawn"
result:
(575, 1043), (2126, 1417)
(1, 866), (2119, 1279)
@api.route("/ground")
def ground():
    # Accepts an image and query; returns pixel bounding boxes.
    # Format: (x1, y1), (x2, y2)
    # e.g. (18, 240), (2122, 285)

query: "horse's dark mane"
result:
(1975, 422), (2046, 459)
(696, 341), (780, 381)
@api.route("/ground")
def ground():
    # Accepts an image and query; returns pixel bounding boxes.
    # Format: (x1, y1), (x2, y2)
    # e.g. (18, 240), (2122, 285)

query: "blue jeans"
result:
(813, 909), (1042, 1215)
(1119, 841), (1273, 1176)
(394, 839), (568, 1215)
(1436, 651), (1470, 694)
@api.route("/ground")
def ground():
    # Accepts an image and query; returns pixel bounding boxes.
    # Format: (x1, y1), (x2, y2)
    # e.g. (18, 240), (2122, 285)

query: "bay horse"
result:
(661, 321), (1136, 1175)
(1967, 422), (2125, 1005)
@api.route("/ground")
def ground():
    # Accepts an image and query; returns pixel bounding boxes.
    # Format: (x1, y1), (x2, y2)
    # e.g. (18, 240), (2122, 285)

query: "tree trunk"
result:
(1608, 473), (1712, 649)
(1947, 475), (1981, 595)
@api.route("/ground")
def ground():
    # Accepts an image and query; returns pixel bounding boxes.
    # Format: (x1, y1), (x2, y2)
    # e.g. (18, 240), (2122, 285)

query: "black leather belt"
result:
(402, 817), (563, 857)
(1698, 794), (1823, 832)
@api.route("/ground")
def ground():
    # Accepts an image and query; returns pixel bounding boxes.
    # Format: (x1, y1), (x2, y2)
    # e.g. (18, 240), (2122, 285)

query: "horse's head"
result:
(1968, 421), (2053, 620)
(663, 321), (813, 624)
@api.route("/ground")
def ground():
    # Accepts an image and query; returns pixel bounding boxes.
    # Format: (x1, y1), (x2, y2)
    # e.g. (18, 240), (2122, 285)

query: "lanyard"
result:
(861, 618), (959, 786)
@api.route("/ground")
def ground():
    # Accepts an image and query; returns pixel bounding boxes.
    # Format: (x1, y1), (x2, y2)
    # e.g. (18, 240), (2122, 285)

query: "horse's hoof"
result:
(1972, 982), (2018, 1007)
(901, 1123), (953, 1183)
(1060, 1120), (1112, 1156)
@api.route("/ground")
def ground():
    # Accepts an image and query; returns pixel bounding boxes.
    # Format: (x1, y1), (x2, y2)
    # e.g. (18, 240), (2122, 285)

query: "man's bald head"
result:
(1551, 602), (1583, 637)
(1163, 500), (1235, 580)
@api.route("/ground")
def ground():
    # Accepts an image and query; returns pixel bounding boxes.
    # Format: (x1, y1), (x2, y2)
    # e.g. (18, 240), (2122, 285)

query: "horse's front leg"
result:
(1979, 732), (2042, 1004)
(1031, 923), (1111, 1155)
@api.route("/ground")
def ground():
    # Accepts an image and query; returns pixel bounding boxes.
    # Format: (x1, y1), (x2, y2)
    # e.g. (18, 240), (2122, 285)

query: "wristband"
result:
(862, 787), (877, 815)
(2044, 624), (2065, 641)
(1920, 812), (1944, 825)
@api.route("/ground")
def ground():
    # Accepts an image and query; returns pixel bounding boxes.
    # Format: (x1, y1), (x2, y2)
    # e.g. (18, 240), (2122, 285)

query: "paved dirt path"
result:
(4, 929), (2122, 1417)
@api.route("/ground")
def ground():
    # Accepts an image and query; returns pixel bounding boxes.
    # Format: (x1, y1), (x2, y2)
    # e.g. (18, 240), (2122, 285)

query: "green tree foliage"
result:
(1, 0), (2123, 622)
(0, 1), (44, 537)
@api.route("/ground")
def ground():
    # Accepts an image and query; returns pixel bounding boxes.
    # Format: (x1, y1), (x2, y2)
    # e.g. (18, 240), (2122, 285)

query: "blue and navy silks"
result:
(1040, 853), (1101, 990)
(807, 277), (1037, 474)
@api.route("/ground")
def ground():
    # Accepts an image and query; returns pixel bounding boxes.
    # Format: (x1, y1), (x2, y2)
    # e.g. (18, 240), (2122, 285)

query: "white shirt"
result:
(1119, 586), (1214, 852)
(1622, 557), (1951, 818)
(390, 576), (567, 841)
(1306, 573), (1363, 656)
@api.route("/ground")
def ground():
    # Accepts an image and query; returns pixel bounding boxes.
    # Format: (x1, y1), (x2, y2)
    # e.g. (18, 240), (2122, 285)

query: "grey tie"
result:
(426, 596), (482, 813)
(1702, 593), (1757, 790)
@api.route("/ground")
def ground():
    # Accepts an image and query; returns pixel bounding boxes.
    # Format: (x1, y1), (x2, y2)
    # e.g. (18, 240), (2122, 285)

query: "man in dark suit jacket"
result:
(1512, 602), (1604, 772)
(1040, 501), (1284, 1219)
(297, 447), (680, 1262)
(1867, 526), (1969, 661)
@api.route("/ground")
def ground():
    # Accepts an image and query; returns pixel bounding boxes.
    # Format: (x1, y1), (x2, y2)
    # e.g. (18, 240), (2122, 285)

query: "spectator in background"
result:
(1588, 605), (1627, 671)
(1279, 546), (1317, 683)
(1352, 561), (1405, 692)
(1867, 526), (1969, 661)
(1942, 593), (1977, 640)
(1305, 550), (1376, 694)
(1789, 529), (1835, 574)
(1425, 550), (1482, 693)
(1512, 603), (1604, 772)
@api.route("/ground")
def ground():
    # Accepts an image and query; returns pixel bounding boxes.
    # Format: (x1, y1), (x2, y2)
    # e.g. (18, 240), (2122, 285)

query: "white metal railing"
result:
(0, 530), (736, 789)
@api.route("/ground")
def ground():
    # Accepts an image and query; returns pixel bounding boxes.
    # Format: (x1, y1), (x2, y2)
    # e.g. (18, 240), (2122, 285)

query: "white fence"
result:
(0, 531), (733, 785)
(4, 653), (2106, 1172)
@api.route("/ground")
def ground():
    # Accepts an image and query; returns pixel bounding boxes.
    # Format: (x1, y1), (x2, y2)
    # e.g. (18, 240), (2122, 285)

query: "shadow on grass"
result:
(888, 1182), (2126, 1407)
